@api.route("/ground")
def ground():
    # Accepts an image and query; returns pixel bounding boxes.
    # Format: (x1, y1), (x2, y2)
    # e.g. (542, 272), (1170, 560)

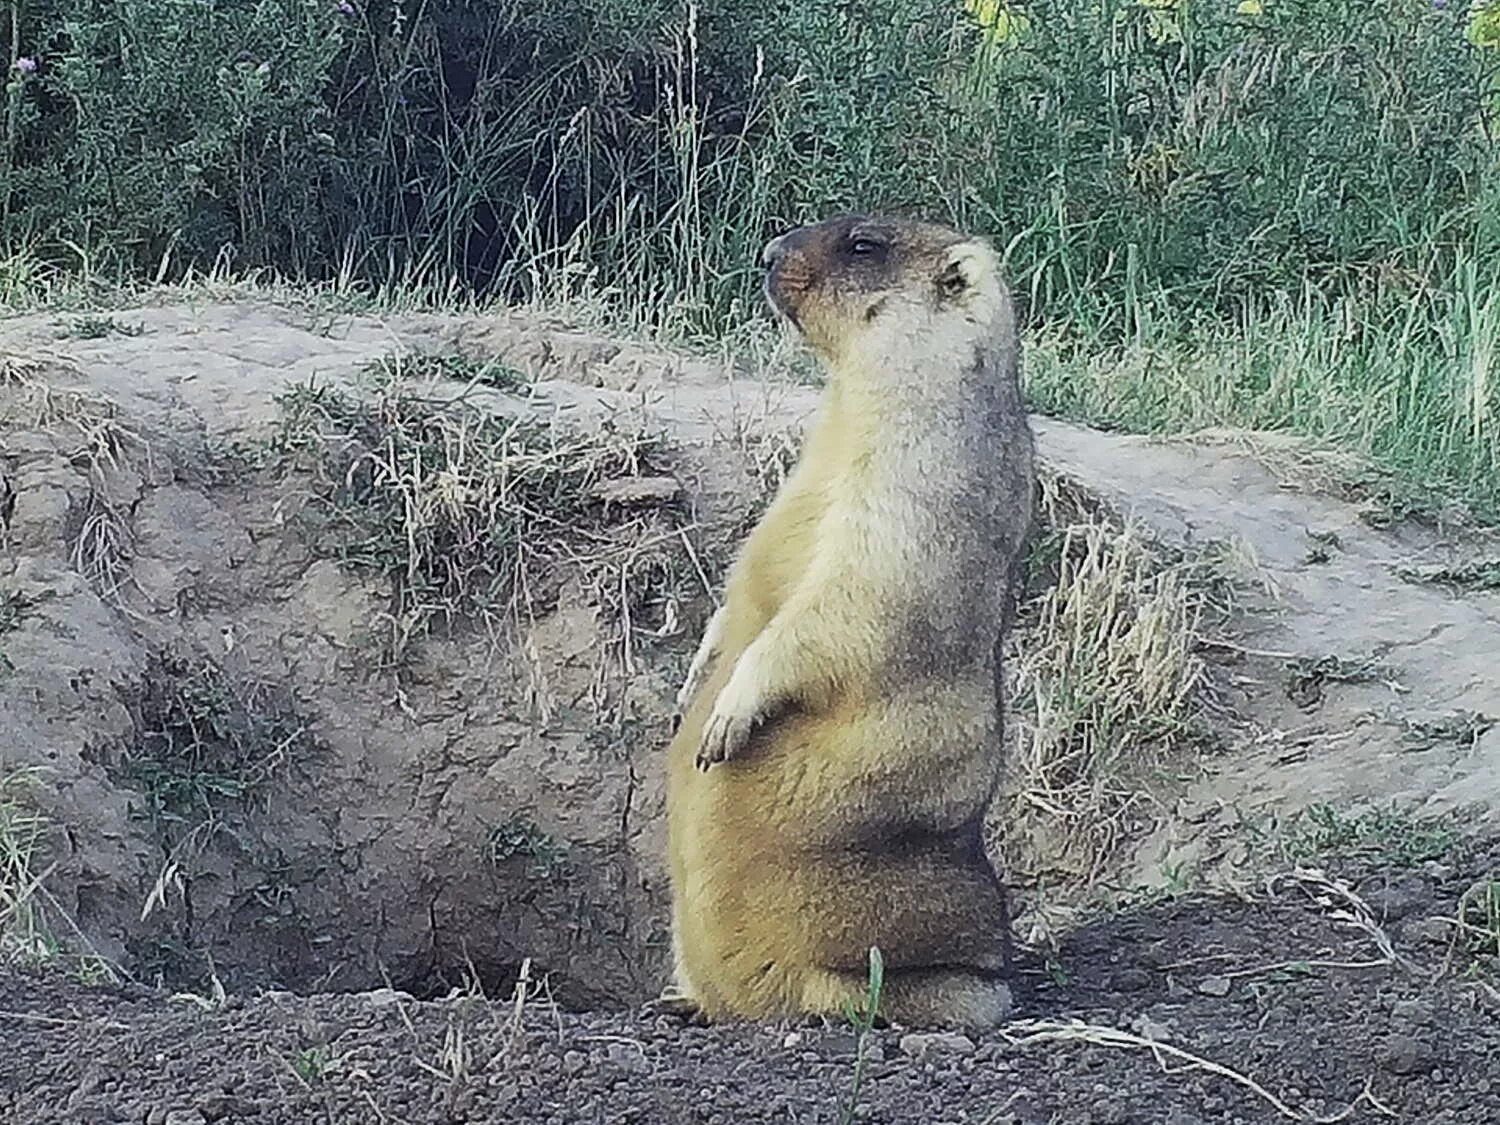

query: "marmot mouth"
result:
(763, 271), (802, 330)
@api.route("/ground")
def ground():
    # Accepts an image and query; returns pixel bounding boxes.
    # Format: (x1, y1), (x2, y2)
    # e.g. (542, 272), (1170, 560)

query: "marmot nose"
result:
(761, 234), (788, 267)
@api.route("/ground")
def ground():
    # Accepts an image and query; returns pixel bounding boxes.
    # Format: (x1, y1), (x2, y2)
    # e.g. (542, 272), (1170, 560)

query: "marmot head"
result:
(761, 214), (1005, 365)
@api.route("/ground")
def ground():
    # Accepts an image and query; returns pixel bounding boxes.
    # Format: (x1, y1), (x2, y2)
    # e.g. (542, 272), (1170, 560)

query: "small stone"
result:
(1404, 917), (1451, 945)
(1111, 968), (1152, 992)
(820, 1031), (860, 1056)
(1363, 876), (1428, 922)
(1379, 1033), (1432, 1076)
(163, 1112), (207, 1125)
(1196, 974), (1233, 997)
(562, 1050), (587, 1077)
(589, 475), (681, 505)
(899, 1031), (976, 1059)
(360, 987), (413, 1008)
(781, 1031), (803, 1048)
(1129, 1013), (1172, 1041)
(1391, 996), (1433, 1022)
(605, 1043), (648, 1073)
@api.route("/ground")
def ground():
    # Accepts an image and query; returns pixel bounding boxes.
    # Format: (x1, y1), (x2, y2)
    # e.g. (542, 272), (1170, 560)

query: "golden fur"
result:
(663, 214), (1036, 1028)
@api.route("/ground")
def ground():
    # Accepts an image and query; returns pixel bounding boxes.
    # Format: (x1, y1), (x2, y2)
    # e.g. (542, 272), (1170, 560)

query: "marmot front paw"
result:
(696, 665), (762, 770)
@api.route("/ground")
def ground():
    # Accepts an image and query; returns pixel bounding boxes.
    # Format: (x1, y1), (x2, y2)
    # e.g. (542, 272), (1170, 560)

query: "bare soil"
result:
(4, 840), (1498, 1124)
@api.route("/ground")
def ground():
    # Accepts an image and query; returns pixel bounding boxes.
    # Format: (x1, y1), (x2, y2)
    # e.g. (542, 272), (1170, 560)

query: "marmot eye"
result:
(849, 238), (879, 256)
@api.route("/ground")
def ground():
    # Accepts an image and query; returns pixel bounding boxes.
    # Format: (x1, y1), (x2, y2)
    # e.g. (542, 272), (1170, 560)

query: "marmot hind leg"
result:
(643, 987), (711, 1025)
(647, 910), (713, 1024)
(799, 965), (1013, 1030)
(876, 967), (1014, 1028)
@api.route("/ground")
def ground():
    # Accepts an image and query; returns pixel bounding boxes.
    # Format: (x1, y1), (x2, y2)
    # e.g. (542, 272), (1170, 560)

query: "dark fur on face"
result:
(761, 214), (980, 358)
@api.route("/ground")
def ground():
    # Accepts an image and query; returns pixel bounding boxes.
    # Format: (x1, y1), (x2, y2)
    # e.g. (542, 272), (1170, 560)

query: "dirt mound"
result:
(2, 297), (1498, 1016)
(4, 840), (1497, 1123)
(0, 302), (807, 1004)
(1033, 421), (1500, 890)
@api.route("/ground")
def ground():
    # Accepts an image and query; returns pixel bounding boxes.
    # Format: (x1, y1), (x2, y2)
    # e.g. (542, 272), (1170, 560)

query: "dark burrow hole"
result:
(108, 651), (666, 1010)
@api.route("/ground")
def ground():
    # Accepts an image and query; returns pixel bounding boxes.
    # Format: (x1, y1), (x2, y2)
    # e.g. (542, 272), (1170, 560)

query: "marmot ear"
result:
(936, 242), (991, 301)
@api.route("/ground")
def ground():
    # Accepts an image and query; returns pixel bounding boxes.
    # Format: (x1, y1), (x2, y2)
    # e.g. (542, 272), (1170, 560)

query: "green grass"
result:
(836, 945), (886, 1125)
(1399, 558), (1500, 592)
(119, 652), (326, 941)
(6, 0), (1498, 526)
(0, 770), (49, 964)
(57, 314), (146, 340)
(292, 1045), (332, 1086)
(1023, 268), (1500, 524)
(486, 818), (570, 880)
(125, 653), (318, 845)
(1454, 878), (1500, 971)
(360, 352), (530, 393)
(7, 0), (1500, 522)
(1277, 802), (1460, 868)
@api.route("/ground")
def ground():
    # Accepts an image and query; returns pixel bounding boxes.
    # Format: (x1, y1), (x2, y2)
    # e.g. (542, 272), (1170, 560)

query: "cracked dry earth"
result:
(4, 842), (1500, 1123)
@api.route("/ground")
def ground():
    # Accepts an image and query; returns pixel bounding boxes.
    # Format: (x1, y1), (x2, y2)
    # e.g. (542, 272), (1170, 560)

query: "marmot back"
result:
(662, 213), (1036, 1028)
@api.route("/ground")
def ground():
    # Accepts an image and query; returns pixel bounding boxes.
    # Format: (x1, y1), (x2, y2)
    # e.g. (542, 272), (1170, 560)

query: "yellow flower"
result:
(963, 0), (1031, 47)
(1236, 0), (1264, 15)
(967, 0), (1000, 23)
(1469, 0), (1500, 50)
(1133, 0), (1184, 42)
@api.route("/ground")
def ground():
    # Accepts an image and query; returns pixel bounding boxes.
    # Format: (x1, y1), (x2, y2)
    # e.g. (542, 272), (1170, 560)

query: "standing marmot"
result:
(663, 213), (1035, 1028)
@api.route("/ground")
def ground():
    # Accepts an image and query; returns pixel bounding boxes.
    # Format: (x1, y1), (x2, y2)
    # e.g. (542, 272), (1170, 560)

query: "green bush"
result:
(4, 0), (343, 270)
(4, 0), (1497, 330)
(948, 0), (1500, 330)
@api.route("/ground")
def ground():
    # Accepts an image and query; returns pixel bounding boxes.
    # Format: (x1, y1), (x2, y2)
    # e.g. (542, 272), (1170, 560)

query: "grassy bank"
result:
(1026, 266), (1500, 521)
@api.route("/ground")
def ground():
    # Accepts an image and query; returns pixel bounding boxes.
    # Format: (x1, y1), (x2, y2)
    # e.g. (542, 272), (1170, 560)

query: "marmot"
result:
(663, 213), (1035, 1028)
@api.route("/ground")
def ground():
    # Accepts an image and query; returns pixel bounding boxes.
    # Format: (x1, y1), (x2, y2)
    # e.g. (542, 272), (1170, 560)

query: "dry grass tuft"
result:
(0, 351), (75, 386)
(69, 492), (136, 602)
(0, 770), (50, 965)
(1000, 1012), (1397, 1122)
(266, 376), (696, 672)
(995, 469), (1213, 931)
(2, 361), (144, 602)
(0, 770), (120, 980)
(126, 651), (322, 927)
